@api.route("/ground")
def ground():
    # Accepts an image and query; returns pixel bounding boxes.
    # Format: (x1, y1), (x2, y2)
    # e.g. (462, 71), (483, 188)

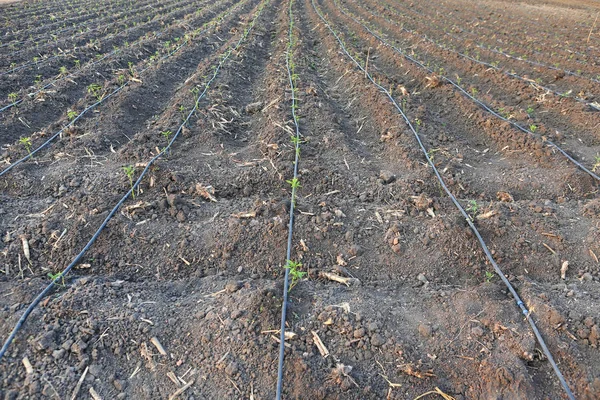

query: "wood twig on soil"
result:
(413, 387), (455, 400)
(399, 364), (436, 379)
(168, 379), (195, 400)
(167, 371), (180, 387)
(588, 12), (599, 43)
(320, 271), (358, 286)
(89, 387), (102, 400)
(311, 330), (329, 358)
(150, 336), (167, 356)
(20, 235), (31, 264)
(590, 249), (599, 263)
(271, 335), (292, 348)
(70, 366), (88, 400)
(561, 261), (569, 280)
(542, 243), (556, 255)
(22, 357), (33, 374)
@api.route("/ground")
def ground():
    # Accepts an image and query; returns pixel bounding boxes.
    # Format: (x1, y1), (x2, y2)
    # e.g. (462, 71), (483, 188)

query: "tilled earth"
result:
(1, 0), (600, 399)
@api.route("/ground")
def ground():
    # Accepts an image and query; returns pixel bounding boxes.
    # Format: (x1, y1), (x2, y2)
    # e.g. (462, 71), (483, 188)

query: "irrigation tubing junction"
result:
(312, 0), (576, 398)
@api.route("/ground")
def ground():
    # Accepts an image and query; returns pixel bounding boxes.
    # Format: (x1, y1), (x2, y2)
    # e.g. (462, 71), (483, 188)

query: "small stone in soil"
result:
(245, 102), (263, 114)
(353, 328), (366, 338)
(225, 281), (241, 293)
(471, 326), (484, 337)
(370, 333), (386, 347)
(418, 323), (433, 337)
(379, 170), (396, 184)
(225, 361), (239, 376)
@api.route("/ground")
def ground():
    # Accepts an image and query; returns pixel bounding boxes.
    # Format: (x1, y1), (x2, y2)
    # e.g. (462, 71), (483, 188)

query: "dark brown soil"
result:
(1, 0), (599, 399)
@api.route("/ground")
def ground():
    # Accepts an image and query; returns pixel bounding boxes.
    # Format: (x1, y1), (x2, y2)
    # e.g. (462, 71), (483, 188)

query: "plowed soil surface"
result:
(1, 0), (600, 399)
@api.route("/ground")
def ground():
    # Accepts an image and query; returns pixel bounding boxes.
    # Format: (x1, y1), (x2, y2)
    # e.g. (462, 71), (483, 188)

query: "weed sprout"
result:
(466, 199), (479, 219)
(122, 165), (136, 199)
(285, 260), (306, 291)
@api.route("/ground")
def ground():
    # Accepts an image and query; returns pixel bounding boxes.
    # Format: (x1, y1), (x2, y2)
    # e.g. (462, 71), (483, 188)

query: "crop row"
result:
(0, 0), (204, 70)
(1, 0), (248, 166)
(1, 0), (183, 53)
(0, 0), (270, 362)
(1, 0), (141, 39)
(386, 0), (600, 65)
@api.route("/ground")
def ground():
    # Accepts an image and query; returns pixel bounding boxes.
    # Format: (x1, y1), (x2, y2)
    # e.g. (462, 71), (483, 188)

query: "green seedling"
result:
(497, 107), (510, 119)
(34, 75), (42, 85)
(117, 74), (126, 85)
(67, 110), (77, 120)
(285, 260), (306, 291)
(466, 199), (479, 218)
(161, 130), (173, 141)
(74, 59), (81, 68)
(529, 124), (537, 133)
(48, 271), (65, 286)
(485, 271), (494, 283)
(19, 137), (32, 154)
(592, 154), (600, 172)
(179, 105), (186, 119)
(290, 135), (302, 146)
(415, 118), (422, 132)
(8, 92), (18, 102)
(455, 74), (462, 85)
(286, 177), (301, 189)
(87, 83), (103, 101)
(59, 66), (68, 75)
(470, 87), (478, 96)
(122, 165), (136, 199)
(427, 148), (441, 163)
(128, 62), (135, 76)
(526, 106), (534, 116)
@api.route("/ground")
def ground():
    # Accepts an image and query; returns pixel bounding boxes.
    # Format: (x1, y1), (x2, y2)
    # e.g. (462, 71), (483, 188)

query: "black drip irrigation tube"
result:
(335, 0), (600, 183)
(0, 0), (268, 361)
(276, 0), (300, 397)
(312, 1), (576, 399)
(0, 0), (246, 178)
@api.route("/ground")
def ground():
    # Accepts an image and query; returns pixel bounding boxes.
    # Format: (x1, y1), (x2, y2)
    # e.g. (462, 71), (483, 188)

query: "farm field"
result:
(0, 0), (600, 398)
